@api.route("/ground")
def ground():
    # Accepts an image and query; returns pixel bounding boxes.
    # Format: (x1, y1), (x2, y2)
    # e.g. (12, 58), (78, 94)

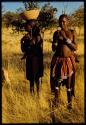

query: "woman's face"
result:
(26, 21), (36, 31)
(60, 17), (69, 29)
(31, 21), (36, 27)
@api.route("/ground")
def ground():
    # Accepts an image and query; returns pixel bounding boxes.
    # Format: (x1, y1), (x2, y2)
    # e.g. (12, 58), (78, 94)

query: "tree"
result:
(22, 2), (58, 29)
(16, 7), (24, 14)
(2, 11), (16, 28)
(2, 2), (58, 32)
(38, 2), (58, 29)
(70, 5), (84, 27)
(2, 10), (26, 32)
(23, 2), (39, 10)
(69, 5), (84, 35)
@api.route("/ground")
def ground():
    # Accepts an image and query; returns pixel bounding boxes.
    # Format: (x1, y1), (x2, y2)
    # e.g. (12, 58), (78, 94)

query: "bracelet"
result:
(53, 42), (58, 45)
(66, 39), (72, 44)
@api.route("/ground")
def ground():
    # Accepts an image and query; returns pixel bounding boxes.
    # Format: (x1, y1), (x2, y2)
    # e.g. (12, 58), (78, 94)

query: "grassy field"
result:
(2, 27), (84, 123)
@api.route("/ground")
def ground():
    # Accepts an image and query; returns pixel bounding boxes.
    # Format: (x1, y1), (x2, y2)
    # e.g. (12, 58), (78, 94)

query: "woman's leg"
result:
(35, 77), (40, 96)
(66, 76), (72, 109)
(50, 55), (57, 94)
(71, 73), (75, 97)
(54, 80), (61, 105)
(50, 73), (55, 94)
(30, 79), (34, 95)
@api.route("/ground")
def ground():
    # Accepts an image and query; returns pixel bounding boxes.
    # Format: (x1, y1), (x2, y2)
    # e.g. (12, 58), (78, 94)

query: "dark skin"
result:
(59, 17), (77, 91)
(59, 17), (77, 57)
(52, 16), (78, 109)
(21, 21), (43, 96)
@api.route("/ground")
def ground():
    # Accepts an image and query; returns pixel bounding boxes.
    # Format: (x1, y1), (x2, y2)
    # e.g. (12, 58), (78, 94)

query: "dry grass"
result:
(2, 27), (84, 123)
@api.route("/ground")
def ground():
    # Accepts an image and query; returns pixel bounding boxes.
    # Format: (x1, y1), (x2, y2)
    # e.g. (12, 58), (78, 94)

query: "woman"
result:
(21, 20), (44, 96)
(50, 14), (77, 109)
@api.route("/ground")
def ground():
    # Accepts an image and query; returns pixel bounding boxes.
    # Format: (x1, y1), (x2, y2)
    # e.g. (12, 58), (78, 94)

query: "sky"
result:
(2, 1), (84, 18)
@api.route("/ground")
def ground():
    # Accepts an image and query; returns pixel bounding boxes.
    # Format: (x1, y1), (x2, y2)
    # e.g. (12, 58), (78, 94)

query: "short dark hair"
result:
(26, 19), (36, 25)
(59, 14), (69, 27)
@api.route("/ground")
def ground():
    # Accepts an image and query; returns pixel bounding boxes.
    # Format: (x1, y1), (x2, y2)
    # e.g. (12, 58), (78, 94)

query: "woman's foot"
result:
(30, 87), (34, 96)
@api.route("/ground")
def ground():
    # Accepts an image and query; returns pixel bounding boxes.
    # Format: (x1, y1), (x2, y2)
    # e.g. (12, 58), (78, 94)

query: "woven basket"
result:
(21, 9), (40, 20)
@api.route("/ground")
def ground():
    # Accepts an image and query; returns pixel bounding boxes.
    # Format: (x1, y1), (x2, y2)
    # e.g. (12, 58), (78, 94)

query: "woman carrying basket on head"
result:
(20, 10), (44, 96)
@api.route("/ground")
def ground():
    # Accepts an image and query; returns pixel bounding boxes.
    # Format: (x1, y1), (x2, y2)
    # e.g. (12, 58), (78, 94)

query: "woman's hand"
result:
(31, 38), (36, 44)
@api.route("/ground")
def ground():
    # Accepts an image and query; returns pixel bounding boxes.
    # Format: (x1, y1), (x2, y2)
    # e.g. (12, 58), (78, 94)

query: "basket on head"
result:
(21, 9), (40, 20)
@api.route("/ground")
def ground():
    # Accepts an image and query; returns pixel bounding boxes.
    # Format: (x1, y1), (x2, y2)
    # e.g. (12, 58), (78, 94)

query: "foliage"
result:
(69, 5), (84, 27)
(2, 3), (84, 31)
(38, 2), (58, 29)
(2, 10), (26, 31)
(22, 2), (58, 29)
(16, 7), (24, 14)
(2, 11), (17, 27)
(23, 2), (39, 10)
(2, 2), (58, 31)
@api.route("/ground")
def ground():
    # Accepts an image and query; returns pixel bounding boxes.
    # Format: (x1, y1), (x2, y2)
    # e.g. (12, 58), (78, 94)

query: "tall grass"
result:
(2, 27), (84, 123)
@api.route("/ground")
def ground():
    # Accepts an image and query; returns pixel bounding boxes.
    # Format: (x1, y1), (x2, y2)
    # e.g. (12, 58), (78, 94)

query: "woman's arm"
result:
(60, 30), (78, 51)
(66, 30), (78, 51)
(52, 30), (59, 52)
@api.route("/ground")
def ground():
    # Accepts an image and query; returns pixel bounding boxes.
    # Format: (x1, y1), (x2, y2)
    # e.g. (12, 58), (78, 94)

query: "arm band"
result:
(52, 42), (58, 46)
(66, 39), (72, 44)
